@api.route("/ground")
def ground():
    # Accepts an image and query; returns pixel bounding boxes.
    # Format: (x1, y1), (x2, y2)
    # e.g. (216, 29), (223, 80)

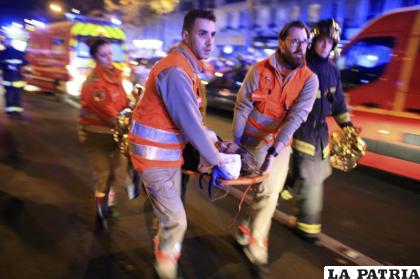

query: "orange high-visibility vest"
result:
(80, 66), (128, 131)
(242, 58), (313, 146)
(129, 48), (203, 170)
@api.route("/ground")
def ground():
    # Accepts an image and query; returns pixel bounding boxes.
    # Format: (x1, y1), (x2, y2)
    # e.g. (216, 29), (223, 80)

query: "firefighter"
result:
(128, 10), (232, 279)
(79, 38), (129, 229)
(0, 38), (27, 116)
(233, 21), (319, 277)
(287, 19), (354, 242)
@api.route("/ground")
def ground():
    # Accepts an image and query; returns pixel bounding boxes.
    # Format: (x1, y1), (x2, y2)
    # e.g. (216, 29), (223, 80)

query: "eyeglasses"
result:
(286, 38), (309, 48)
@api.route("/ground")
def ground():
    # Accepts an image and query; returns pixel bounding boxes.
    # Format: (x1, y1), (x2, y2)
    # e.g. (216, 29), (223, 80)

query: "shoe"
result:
(154, 258), (177, 279)
(242, 245), (270, 279)
(234, 224), (250, 246)
(293, 227), (320, 244)
(153, 240), (179, 279)
(95, 197), (109, 230)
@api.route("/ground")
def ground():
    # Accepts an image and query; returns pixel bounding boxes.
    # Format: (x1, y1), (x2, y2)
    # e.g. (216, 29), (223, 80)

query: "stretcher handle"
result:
(182, 170), (268, 186)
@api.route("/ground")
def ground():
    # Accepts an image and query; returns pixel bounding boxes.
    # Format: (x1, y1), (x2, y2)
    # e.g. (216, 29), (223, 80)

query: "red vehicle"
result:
(25, 16), (131, 97)
(332, 7), (420, 180)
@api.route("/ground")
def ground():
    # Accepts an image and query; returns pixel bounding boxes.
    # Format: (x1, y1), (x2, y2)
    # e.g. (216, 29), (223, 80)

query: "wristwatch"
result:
(267, 146), (278, 157)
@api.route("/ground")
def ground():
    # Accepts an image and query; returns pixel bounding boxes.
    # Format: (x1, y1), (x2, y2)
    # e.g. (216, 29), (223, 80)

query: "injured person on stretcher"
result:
(182, 129), (267, 197)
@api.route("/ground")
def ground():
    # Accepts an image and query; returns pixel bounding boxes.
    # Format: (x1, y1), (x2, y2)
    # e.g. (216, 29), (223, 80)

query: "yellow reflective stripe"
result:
(90, 25), (102, 37)
(316, 89), (321, 99)
(280, 190), (294, 200)
(80, 23), (95, 36)
(323, 144), (330, 158)
(292, 139), (315, 155)
(296, 222), (321, 234)
(71, 23), (85, 35)
(3, 80), (26, 88)
(335, 112), (351, 123)
(113, 27), (126, 40)
(102, 26), (115, 39)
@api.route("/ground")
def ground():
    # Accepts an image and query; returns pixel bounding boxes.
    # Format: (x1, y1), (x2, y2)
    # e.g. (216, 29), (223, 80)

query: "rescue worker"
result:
(0, 38), (27, 116)
(79, 38), (129, 229)
(288, 19), (353, 242)
(128, 10), (232, 279)
(233, 21), (319, 277)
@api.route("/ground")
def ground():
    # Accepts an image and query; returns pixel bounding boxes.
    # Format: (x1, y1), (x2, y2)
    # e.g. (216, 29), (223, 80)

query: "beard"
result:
(280, 49), (305, 69)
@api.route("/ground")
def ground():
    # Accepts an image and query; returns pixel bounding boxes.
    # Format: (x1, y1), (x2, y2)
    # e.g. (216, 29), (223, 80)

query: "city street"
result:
(0, 92), (419, 279)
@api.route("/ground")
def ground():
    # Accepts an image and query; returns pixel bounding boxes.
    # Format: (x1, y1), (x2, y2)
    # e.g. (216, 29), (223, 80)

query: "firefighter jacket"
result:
(80, 65), (128, 133)
(233, 50), (319, 152)
(129, 43), (220, 171)
(292, 51), (352, 159)
(0, 45), (27, 88)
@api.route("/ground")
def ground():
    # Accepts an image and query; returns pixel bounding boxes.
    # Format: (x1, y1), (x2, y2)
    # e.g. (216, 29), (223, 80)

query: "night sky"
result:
(0, 0), (104, 26)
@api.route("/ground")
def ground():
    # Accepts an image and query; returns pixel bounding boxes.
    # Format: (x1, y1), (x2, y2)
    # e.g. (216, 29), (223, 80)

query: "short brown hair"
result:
(278, 21), (310, 41)
(88, 38), (110, 58)
(182, 9), (216, 32)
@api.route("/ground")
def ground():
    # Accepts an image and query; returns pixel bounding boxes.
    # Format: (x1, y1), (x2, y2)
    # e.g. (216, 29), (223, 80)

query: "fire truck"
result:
(333, 7), (420, 181)
(24, 16), (132, 97)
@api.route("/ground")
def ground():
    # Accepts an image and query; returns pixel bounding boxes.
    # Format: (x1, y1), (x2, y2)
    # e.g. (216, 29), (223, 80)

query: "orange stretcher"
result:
(181, 170), (268, 186)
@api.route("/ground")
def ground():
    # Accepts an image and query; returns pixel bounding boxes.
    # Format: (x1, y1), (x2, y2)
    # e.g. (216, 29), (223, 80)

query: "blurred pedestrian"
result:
(232, 21), (318, 278)
(0, 38), (27, 116)
(128, 9), (232, 279)
(286, 19), (354, 242)
(79, 38), (129, 229)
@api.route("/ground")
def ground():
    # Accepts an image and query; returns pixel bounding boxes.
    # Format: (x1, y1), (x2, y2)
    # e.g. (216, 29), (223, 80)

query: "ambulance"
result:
(24, 16), (132, 97)
(334, 7), (420, 180)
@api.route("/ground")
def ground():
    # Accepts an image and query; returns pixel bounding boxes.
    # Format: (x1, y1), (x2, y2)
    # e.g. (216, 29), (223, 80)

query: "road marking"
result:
(225, 186), (383, 266)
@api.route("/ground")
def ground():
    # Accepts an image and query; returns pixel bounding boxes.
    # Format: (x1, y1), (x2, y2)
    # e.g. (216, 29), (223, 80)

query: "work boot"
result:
(153, 238), (179, 279)
(293, 227), (320, 244)
(95, 196), (109, 230)
(234, 223), (251, 246)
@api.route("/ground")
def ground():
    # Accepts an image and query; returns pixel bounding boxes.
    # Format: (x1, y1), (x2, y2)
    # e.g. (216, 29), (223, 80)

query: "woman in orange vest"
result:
(79, 38), (129, 229)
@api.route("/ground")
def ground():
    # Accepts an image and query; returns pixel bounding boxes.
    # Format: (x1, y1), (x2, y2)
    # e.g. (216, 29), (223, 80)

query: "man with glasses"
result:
(232, 21), (318, 277)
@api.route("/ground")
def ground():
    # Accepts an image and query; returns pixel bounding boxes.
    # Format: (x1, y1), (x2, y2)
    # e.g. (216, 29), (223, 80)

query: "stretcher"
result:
(182, 170), (269, 225)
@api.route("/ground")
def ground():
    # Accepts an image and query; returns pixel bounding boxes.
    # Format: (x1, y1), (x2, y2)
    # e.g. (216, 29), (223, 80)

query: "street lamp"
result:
(49, 2), (63, 14)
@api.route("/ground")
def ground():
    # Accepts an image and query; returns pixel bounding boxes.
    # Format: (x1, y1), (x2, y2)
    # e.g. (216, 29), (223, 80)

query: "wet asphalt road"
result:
(0, 93), (419, 279)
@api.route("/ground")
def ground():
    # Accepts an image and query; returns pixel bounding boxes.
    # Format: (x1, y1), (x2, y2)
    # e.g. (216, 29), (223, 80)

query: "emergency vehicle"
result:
(333, 7), (420, 181)
(24, 16), (132, 97)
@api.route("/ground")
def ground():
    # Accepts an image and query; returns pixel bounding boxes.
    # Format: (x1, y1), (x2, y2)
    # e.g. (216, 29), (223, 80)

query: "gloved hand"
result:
(260, 153), (275, 174)
(208, 165), (233, 198)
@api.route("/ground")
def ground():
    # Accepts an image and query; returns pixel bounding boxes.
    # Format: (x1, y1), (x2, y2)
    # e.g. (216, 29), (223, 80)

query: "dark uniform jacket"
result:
(0, 46), (26, 85)
(292, 51), (352, 159)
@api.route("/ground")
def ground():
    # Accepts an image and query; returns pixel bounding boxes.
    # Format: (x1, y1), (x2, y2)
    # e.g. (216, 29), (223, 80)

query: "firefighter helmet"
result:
(310, 19), (341, 48)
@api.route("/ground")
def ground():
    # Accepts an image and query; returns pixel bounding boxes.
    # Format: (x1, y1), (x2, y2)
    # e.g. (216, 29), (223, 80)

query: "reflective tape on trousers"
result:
(131, 120), (186, 145)
(130, 142), (181, 161)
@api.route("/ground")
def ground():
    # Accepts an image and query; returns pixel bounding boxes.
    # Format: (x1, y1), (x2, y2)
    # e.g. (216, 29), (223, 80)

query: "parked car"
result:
(205, 67), (248, 111)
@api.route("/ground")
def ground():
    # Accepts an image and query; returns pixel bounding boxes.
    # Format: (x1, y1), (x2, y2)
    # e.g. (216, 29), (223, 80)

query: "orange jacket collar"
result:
(95, 65), (121, 84)
(177, 42), (204, 73)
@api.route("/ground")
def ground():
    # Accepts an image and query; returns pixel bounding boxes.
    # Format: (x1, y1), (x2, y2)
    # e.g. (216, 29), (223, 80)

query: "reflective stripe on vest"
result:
(131, 120), (186, 144)
(131, 120), (186, 145)
(130, 142), (181, 161)
(2, 80), (26, 88)
(243, 109), (280, 145)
